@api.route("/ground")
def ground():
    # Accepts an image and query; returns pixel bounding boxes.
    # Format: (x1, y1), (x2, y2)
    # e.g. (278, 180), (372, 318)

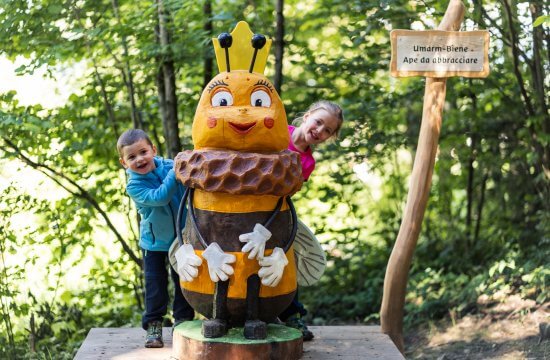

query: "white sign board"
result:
(390, 30), (490, 78)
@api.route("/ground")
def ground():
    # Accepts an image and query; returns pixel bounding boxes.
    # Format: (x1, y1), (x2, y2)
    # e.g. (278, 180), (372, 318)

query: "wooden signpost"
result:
(380, 0), (489, 353)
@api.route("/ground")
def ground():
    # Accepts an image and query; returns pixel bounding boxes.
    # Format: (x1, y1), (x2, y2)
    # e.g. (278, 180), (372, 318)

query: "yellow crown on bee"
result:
(212, 21), (272, 74)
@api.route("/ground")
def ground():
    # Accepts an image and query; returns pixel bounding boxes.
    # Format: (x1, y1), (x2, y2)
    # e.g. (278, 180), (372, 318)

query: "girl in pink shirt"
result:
(281, 101), (344, 340)
(288, 101), (344, 180)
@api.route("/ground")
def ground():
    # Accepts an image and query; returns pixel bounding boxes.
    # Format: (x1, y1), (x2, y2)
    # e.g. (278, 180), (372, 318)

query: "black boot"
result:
(244, 319), (267, 339)
(243, 275), (267, 339)
(202, 318), (228, 338)
(203, 280), (230, 338)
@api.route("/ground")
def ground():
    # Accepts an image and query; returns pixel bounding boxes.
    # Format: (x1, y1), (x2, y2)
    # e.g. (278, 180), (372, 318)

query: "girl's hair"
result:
(117, 129), (153, 156)
(293, 100), (344, 139)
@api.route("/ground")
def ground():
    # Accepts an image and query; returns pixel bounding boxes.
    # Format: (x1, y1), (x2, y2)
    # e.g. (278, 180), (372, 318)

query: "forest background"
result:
(0, 0), (548, 358)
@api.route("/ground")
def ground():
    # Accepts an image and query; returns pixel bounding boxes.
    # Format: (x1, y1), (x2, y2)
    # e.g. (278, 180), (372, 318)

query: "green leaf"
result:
(533, 15), (549, 27)
(60, 290), (73, 303)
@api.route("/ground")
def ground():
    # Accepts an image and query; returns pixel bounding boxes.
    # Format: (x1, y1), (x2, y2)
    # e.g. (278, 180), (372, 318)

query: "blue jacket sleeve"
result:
(126, 169), (178, 207)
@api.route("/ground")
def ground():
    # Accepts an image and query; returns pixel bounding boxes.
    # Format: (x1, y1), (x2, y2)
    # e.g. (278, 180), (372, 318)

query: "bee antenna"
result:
(249, 34), (266, 73)
(218, 33), (233, 72)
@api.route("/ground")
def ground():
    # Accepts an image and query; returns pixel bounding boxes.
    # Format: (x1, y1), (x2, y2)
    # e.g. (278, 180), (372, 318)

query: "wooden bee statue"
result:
(173, 21), (303, 342)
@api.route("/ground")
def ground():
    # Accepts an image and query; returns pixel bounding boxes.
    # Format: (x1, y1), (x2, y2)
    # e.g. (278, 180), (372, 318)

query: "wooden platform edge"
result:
(74, 326), (404, 360)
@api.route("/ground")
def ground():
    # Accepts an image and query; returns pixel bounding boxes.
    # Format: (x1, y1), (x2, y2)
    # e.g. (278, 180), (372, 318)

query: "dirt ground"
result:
(405, 293), (549, 359)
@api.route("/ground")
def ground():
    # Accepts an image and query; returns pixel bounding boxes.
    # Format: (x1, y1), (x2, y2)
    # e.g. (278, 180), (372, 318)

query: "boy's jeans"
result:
(142, 250), (194, 329)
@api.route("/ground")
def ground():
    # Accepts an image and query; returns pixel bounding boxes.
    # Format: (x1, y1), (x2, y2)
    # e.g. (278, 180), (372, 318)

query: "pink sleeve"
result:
(300, 156), (315, 181)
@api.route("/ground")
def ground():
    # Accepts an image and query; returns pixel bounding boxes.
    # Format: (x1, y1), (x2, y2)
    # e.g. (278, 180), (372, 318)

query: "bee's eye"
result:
(211, 90), (233, 107)
(250, 89), (271, 107)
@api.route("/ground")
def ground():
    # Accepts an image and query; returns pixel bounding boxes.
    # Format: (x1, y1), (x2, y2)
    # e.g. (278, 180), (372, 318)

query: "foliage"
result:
(0, 0), (548, 357)
(405, 246), (549, 328)
(0, 178), (140, 358)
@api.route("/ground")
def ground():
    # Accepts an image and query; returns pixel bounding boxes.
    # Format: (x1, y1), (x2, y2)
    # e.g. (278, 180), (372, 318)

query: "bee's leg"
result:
(202, 280), (229, 338)
(244, 274), (267, 339)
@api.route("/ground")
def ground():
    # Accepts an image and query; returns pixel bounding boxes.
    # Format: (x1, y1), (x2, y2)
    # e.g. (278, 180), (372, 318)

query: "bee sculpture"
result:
(173, 21), (303, 340)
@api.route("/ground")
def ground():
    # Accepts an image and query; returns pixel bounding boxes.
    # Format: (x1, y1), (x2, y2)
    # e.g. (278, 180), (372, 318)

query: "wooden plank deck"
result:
(74, 326), (404, 359)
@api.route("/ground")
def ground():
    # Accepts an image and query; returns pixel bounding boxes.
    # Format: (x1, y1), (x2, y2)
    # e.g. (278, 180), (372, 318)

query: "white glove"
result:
(202, 242), (236, 282)
(239, 223), (272, 260)
(258, 247), (288, 287)
(175, 243), (203, 282)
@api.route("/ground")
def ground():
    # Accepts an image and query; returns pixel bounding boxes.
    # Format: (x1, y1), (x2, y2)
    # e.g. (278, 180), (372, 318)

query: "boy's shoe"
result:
(285, 316), (314, 341)
(145, 321), (163, 348)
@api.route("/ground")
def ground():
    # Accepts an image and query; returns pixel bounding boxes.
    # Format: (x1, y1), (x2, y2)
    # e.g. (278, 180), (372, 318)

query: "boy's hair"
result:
(293, 100), (344, 139)
(117, 129), (153, 156)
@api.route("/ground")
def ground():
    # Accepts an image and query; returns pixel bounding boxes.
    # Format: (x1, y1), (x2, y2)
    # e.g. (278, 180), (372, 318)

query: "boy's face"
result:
(119, 139), (157, 174)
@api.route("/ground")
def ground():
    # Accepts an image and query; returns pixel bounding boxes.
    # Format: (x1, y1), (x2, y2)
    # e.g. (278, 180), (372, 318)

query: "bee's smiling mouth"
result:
(228, 121), (257, 135)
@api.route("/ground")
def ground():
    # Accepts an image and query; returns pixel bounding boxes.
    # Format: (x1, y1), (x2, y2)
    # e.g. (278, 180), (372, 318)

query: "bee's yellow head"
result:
(193, 71), (287, 152)
(192, 21), (288, 152)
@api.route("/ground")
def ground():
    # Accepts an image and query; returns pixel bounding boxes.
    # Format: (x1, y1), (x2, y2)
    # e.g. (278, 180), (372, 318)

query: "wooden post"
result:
(380, 0), (466, 353)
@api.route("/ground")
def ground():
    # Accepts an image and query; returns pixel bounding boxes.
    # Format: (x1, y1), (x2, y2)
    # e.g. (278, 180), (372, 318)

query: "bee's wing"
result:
(168, 238), (181, 272)
(293, 220), (326, 286)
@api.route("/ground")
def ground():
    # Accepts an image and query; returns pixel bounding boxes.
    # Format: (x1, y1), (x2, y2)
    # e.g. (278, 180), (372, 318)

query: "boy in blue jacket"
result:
(117, 129), (194, 348)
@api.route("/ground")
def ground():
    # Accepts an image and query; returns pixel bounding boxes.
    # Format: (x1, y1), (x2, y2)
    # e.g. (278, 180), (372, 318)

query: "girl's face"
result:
(302, 108), (339, 145)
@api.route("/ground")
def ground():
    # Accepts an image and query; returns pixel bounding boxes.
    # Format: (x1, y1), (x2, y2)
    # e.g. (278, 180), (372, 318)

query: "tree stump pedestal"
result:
(172, 320), (303, 360)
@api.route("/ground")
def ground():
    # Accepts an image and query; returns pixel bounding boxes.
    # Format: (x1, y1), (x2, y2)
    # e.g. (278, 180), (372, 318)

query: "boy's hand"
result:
(239, 223), (272, 260)
(175, 244), (203, 282)
(258, 247), (288, 287)
(202, 242), (236, 282)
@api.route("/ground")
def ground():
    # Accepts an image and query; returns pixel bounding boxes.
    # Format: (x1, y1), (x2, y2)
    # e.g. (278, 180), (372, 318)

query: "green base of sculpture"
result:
(172, 320), (303, 359)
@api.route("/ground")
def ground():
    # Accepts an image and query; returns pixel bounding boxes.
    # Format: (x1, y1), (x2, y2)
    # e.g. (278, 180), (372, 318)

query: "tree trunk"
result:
(501, 0), (547, 187)
(465, 83), (478, 248)
(92, 63), (120, 140)
(529, 2), (550, 173)
(155, 56), (168, 154)
(474, 172), (488, 243)
(501, 0), (535, 117)
(273, 0), (284, 94)
(111, 0), (142, 129)
(203, 0), (213, 88)
(157, 0), (181, 158)
(380, 0), (465, 353)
